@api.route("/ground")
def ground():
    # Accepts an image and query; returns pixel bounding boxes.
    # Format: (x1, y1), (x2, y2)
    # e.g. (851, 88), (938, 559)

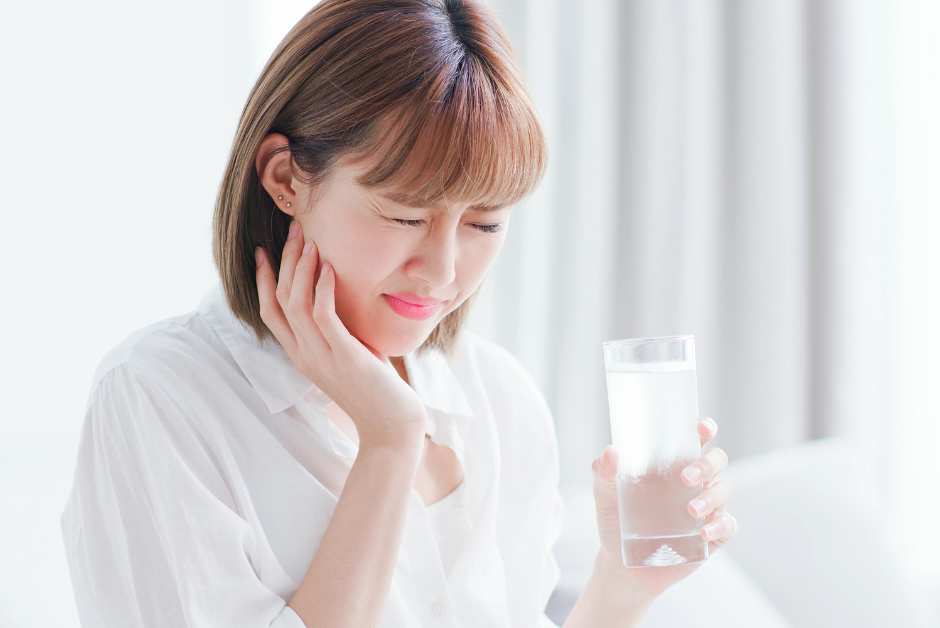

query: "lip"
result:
(383, 293), (444, 321)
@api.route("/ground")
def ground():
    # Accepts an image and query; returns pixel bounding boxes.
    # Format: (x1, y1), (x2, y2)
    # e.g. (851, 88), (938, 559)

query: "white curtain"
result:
(473, 0), (933, 567)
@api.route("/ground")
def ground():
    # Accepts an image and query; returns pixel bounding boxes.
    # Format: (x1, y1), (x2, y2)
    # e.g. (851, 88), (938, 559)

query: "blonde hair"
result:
(212, 0), (548, 356)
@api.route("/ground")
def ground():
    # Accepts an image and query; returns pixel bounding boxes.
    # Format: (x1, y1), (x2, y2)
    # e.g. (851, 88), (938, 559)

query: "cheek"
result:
(458, 236), (503, 285)
(434, 237), (501, 321)
(320, 219), (403, 287)
(323, 227), (414, 331)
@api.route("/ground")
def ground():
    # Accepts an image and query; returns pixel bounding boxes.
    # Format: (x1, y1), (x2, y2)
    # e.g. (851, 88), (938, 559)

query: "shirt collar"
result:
(196, 283), (475, 422)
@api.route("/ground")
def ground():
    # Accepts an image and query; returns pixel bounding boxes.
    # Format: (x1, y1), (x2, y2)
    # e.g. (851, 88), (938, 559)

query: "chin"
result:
(355, 323), (436, 358)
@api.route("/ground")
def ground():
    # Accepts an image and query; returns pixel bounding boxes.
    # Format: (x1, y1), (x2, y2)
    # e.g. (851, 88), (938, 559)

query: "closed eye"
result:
(391, 218), (502, 234)
(473, 223), (502, 233)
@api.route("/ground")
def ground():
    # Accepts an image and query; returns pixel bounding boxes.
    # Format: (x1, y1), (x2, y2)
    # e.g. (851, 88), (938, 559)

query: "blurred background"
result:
(0, 0), (937, 626)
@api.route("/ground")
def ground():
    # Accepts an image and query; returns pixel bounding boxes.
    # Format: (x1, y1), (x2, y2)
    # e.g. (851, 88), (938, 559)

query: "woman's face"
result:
(257, 134), (512, 358)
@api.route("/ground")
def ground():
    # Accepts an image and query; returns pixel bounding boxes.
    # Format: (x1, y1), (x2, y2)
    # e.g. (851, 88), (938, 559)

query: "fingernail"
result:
(254, 247), (263, 268)
(690, 498), (706, 515)
(703, 523), (717, 538)
(705, 418), (718, 432)
(288, 221), (300, 240)
(683, 467), (701, 483)
(321, 262), (330, 274)
(302, 239), (313, 255)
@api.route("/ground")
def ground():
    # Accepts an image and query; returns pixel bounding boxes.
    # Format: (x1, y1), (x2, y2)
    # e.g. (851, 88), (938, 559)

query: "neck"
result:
(389, 355), (410, 386)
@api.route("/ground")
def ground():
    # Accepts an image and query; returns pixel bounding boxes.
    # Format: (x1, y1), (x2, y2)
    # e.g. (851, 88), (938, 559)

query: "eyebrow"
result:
(377, 191), (507, 212)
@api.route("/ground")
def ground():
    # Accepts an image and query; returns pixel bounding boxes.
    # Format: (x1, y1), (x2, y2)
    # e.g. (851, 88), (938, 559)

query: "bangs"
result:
(345, 53), (547, 211)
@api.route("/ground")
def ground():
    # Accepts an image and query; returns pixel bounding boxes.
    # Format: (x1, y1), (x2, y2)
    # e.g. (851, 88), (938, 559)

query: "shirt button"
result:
(431, 602), (446, 617)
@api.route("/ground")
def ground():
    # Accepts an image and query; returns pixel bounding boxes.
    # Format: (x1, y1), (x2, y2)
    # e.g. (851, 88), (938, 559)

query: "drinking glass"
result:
(603, 335), (708, 568)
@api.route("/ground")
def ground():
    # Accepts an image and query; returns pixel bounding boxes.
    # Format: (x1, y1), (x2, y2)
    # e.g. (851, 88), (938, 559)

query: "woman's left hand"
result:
(591, 417), (736, 599)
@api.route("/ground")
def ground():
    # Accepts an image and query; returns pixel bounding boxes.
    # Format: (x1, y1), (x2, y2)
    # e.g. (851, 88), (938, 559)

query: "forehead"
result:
(374, 189), (508, 213)
(336, 153), (508, 213)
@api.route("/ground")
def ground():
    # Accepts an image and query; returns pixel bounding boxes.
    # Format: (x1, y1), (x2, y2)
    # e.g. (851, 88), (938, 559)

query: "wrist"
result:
(357, 420), (427, 456)
(592, 550), (659, 608)
(562, 551), (659, 628)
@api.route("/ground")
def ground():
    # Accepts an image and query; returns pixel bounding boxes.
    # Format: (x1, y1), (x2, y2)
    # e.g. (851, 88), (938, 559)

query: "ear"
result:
(256, 133), (298, 217)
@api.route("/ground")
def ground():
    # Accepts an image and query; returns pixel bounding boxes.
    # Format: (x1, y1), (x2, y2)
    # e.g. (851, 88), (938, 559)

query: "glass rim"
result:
(602, 334), (693, 347)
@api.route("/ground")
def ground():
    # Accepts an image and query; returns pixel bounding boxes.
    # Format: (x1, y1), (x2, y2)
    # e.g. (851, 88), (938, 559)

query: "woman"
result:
(61, 0), (736, 626)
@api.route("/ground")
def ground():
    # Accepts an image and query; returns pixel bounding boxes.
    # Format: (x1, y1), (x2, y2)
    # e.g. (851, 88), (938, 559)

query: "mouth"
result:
(382, 294), (444, 321)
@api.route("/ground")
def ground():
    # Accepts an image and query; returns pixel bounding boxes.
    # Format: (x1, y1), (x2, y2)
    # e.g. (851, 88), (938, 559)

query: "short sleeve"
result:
(60, 364), (304, 628)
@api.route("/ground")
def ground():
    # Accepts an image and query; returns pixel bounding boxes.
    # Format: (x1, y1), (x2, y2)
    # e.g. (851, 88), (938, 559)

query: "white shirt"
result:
(60, 283), (565, 628)
(426, 479), (473, 578)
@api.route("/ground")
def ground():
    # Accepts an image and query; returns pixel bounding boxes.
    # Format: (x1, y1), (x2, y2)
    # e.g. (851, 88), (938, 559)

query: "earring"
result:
(278, 195), (283, 200)
(286, 202), (291, 207)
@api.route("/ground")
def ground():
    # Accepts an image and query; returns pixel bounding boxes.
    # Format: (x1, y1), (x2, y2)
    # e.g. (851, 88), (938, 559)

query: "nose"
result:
(406, 221), (457, 290)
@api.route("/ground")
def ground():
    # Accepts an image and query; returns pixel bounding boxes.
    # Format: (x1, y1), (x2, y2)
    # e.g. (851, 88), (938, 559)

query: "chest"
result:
(325, 401), (464, 506)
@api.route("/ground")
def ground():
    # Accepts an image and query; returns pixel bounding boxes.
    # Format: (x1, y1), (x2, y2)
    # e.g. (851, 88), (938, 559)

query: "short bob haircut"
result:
(212, 0), (548, 357)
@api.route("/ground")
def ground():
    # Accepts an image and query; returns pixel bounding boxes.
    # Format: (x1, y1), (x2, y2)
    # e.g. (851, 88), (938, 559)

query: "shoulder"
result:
(454, 330), (532, 382)
(455, 330), (555, 436)
(457, 331), (544, 394)
(86, 309), (216, 415)
(79, 315), (231, 486)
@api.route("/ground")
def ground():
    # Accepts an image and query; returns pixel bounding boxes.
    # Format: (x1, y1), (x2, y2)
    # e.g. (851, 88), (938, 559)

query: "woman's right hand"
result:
(254, 220), (428, 450)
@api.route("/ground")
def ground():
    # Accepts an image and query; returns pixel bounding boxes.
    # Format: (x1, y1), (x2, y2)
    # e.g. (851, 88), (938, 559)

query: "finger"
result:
(702, 510), (737, 546)
(591, 445), (618, 487)
(283, 238), (332, 352)
(255, 247), (297, 352)
(698, 417), (718, 449)
(706, 502), (727, 522)
(311, 261), (356, 349)
(275, 220), (306, 313)
(591, 446), (622, 551)
(687, 479), (733, 518)
(681, 447), (728, 486)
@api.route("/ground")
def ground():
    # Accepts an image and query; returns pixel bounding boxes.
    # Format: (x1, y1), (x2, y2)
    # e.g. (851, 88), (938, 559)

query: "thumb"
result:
(592, 445), (623, 553)
(592, 445), (618, 485)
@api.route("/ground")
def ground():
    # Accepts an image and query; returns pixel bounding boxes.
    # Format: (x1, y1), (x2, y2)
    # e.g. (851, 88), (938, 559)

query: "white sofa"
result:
(546, 436), (940, 627)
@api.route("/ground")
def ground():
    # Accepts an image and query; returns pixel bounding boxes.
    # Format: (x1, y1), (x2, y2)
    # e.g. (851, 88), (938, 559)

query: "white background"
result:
(0, 0), (937, 626)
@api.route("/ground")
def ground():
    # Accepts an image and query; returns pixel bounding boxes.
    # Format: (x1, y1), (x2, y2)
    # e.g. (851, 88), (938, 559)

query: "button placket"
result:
(399, 492), (457, 626)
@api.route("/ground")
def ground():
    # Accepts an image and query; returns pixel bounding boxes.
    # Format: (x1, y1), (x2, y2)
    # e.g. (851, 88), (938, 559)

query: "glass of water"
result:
(603, 335), (708, 568)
